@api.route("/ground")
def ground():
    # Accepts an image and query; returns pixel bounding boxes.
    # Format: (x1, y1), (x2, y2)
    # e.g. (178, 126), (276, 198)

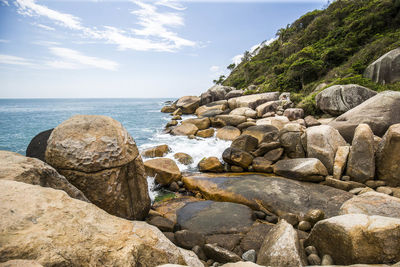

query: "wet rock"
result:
(206, 234), (242, 252)
(364, 47), (400, 84)
(26, 128), (53, 162)
(316, 84), (377, 116)
(304, 125), (347, 174)
(240, 223), (274, 253)
(304, 209), (325, 225)
(147, 215), (176, 232)
(171, 123), (198, 136)
(256, 220), (306, 267)
(153, 197), (201, 224)
(176, 96), (200, 114)
(333, 146), (350, 180)
(231, 165), (244, 172)
(166, 120), (178, 128)
(144, 158), (181, 186)
(339, 191), (400, 219)
(228, 92), (279, 110)
(305, 214), (400, 264)
(231, 134), (259, 153)
(45, 115), (150, 220)
(243, 125), (279, 143)
(169, 181), (180, 192)
(273, 158), (328, 182)
(174, 230), (206, 250)
(182, 118), (210, 130)
(323, 177), (366, 191)
(204, 244), (242, 264)
(141, 144), (170, 158)
(376, 123), (400, 186)
(174, 153), (194, 165)
(251, 157), (273, 173)
(283, 108), (304, 121)
(196, 128), (215, 138)
(230, 107), (257, 119)
(346, 124), (375, 183)
(172, 115), (182, 120)
(279, 123), (306, 158)
(216, 126), (241, 141)
(298, 221), (312, 232)
(198, 157), (224, 173)
(222, 147), (254, 169)
(161, 105), (176, 113)
(0, 151), (88, 202)
(173, 108), (183, 116)
(192, 245), (207, 261)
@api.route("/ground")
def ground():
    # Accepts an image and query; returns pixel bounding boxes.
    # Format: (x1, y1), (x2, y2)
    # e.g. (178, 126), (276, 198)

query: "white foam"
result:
(146, 176), (159, 203)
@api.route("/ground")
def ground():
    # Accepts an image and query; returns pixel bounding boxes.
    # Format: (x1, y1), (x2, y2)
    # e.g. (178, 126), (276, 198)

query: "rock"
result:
(304, 209), (325, 225)
(177, 200), (254, 235)
(26, 128), (53, 162)
(196, 128), (215, 138)
(333, 146), (350, 180)
(196, 100), (228, 117)
(304, 125), (347, 174)
(255, 100), (281, 117)
(308, 254), (322, 265)
(192, 245), (207, 261)
(230, 107), (257, 119)
(316, 84), (377, 116)
(0, 180), (203, 267)
(174, 153), (193, 165)
(231, 135), (259, 153)
(171, 123), (199, 136)
(298, 221), (312, 232)
(376, 186), (393, 195)
(281, 213), (300, 226)
(226, 90), (244, 100)
(147, 216), (176, 232)
(256, 220), (306, 267)
(304, 116), (321, 127)
(240, 224), (274, 253)
(222, 147), (254, 169)
(252, 142), (281, 157)
(346, 124), (375, 183)
(198, 157), (224, 173)
(0, 260), (43, 267)
(183, 173), (353, 219)
(273, 158), (328, 182)
(242, 250), (256, 263)
(166, 120), (178, 128)
(206, 234), (242, 251)
(0, 151), (88, 202)
(279, 123), (306, 158)
(329, 91), (400, 142)
(228, 92), (280, 110)
(182, 118), (210, 130)
(323, 177), (366, 191)
(243, 125), (279, 143)
(215, 115), (247, 127)
(204, 244), (242, 264)
(201, 85), (234, 104)
(376, 123), (400, 186)
(172, 115), (182, 120)
(144, 158), (181, 186)
(153, 197), (201, 224)
(169, 181), (180, 192)
(231, 165), (244, 172)
(176, 96), (200, 114)
(283, 108), (304, 121)
(305, 214), (400, 264)
(256, 116), (290, 131)
(321, 254), (334, 265)
(263, 148), (283, 162)
(251, 157), (273, 173)
(340, 191), (400, 219)
(237, 122), (257, 131)
(172, 108), (183, 116)
(45, 115), (150, 220)
(141, 144), (170, 158)
(210, 117), (228, 128)
(174, 230), (206, 250)
(364, 47), (400, 84)
(216, 126), (240, 141)
(161, 105), (176, 113)
(305, 246), (318, 256)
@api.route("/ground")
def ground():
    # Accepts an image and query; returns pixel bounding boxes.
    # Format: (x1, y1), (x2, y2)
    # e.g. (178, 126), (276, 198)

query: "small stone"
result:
(162, 232), (176, 244)
(207, 259), (214, 266)
(321, 254), (334, 265)
(307, 253), (321, 265)
(195, 192), (202, 199)
(342, 175), (351, 181)
(358, 187), (374, 194)
(242, 249), (256, 263)
(298, 221), (312, 232)
(231, 165), (244, 172)
(192, 245), (207, 261)
(365, 180), (386, 189)
(174, 230), (205, 250)
(349, 187), (365, 195)
(147, 216), (175, 232)
(169, 181), (179, 192)
(305, 246), (318, 256)
(280, 213), (299, 226)
(166, 120), (178, 128)
(265, 215), (278, 224)
(254, 211), (266, 220)
(177, 181), (183, 187)
(376, 186), (393, 195)
(172, 115), (182, 120)
(204, 243), (242, 263)
(304, 209), (325, 225)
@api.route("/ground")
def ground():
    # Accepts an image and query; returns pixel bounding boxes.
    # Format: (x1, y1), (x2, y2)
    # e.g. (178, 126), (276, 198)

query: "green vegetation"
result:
(154, 191), (176, 202)
(223, 0), (400, 114)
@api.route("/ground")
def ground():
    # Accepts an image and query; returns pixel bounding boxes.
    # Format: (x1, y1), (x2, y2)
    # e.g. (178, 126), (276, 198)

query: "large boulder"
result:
(329, 91), (400, 142)
(273, 158), (328, 182)
(0, 180), (203, 267)
(200, 85), (234, 105)
(183, 173), (353, 219)
(176, 96), (200, 114)
(230, 107), (257, 119)
(255, 100), (281, 117)
(228, 92), (280, 110)
(182, 117), (210, 130)
(333, 145), (350, 180)
(256, 116), (290, 131)
(198, 157), (224, 173)
(0, 150), (88, 202)
(216, 126), (241, 141)
(144, 158), (181, 185)
(141, 144), (170, 158)
(376, 123), (400, 186)
(171, 123), (198, 136)
(231, 134), (259, 153)
(177, 200), (254, 235)
(316, 84), (377, 116)
(257, 220), (306, 267)
(279, 123), (306, 158)
(196, 100), (228, 117)
(243, 125), (279, 143)
(26, 128), (53, 162)
(304, 125), (347, 174)
(283, 108), (304, 121)
(346, 124), (375, 183)
(305, 214), (400, 264)
(215, 115), (247, 126)
(225, 90), (243, 100)
(45, 115), (150, 220)
(364, 47), (400, 84)
(340, 191), (400, 219)
(222, 147), (254, 169)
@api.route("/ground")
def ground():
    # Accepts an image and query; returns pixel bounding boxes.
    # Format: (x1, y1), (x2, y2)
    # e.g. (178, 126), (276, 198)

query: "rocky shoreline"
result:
(1, 51), (400, 266)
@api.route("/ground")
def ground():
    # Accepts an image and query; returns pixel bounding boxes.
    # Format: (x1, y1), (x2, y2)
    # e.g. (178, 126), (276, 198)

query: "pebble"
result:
(305, 245), (318, 256)
(192, 245), (207, 261)
(207, 259), (214, 266)
(341, 175), (351, 181)
(298, 221), (312, 232)
(365, 180), (386, 189)
(254, 211), (266, 220)
(358, 187), (374, 194)
(168, 182), (179, 192)
(265, 215), (278, 224)
(307, 253), (321, 265)
(321, 254), (334, 265)
(281, 212), (299, 226)
(241, 249), (256, 263)
(376, 186), (393, 195)
(349, 187), (365, 195)
(177, 181), (184, 187)
(305, 209), (325, 225)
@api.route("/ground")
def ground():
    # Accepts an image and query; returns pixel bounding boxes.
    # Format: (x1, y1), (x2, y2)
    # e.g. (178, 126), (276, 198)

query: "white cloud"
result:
(0, 39), (10, 43)
(47, 47), (119, 70)
(33, 23), (55, 31)
(1, 0), (9, 6)
(156, 0), (186, 10)
(32, 40), (61, 46)
(231, 36), (277, 66)
(0, 54), (35, 66)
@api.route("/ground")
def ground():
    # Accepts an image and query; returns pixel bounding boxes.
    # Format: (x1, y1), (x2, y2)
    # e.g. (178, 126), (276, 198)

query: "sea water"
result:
(0, 98), (231, 200)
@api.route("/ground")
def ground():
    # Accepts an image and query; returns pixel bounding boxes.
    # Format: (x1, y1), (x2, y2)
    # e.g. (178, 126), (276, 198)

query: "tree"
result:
(213, 75), (226, 85)
(242, 51), (251, 62)
(227, 63), (236, 71)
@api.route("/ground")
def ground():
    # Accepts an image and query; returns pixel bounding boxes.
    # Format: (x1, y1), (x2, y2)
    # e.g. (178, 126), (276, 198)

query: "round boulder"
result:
(217, 126), (241, 141)
(26, 128), (53, 162)
(144, 158), (182, 186)
(198, 157), (224, 173)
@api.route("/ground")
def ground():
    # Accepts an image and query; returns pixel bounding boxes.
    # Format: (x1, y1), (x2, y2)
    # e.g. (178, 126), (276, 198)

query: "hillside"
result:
(222, 0), (400, 114)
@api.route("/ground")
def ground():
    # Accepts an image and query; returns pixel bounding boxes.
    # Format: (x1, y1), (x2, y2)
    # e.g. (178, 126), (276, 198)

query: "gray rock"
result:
(329, 91), (400, 142)
(206, 234), (242, 251)
(305, 246), (318, 256)
(204, 244), (242, 263)
(237, 122), (257, 131)
(364, 47), (400, 84)
(242, 250), (256, 263)
(308, 254), (322, 265)
(283, 108), (304, 121)
(192, 245), (207, 261)
(321, 254), (334, 265)
(304, 116), (321, 127)
(147, 216), (176, 232)
(176, 96), (200, 114)
(226, 90), (244, 100)
(243, 125), (279, 143)
(215, 115), (247, 127)
(273, 158), (328, 182)
(279, 123), (306, 158)
(26, 128), (53, 162)
(228, 92), (280, 110)
(174, 230), (206, 250)
(252, 142), (281, 157)
(316, 84), (377, 116)
(263, 148), (283, 162)
(255, 100), (281, 117)
(223, 147), (254, 169)
(333, 146), (350, 180)
(231, 135), (259, 153)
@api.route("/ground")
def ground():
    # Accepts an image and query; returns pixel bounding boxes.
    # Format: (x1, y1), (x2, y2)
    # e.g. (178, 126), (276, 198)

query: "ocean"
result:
(0, 98), (231, 198)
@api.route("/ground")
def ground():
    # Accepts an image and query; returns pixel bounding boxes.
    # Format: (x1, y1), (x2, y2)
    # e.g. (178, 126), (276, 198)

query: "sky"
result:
(0, 0), (327, 98)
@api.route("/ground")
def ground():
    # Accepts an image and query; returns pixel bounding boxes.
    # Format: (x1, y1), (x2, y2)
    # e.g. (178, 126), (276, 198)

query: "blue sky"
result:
(0, 0), (326, 98)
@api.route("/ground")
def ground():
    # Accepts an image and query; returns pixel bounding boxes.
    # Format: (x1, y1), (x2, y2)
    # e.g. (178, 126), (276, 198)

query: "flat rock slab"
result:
(177, 200), (254, 235)
(183, 174), (353, 218)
